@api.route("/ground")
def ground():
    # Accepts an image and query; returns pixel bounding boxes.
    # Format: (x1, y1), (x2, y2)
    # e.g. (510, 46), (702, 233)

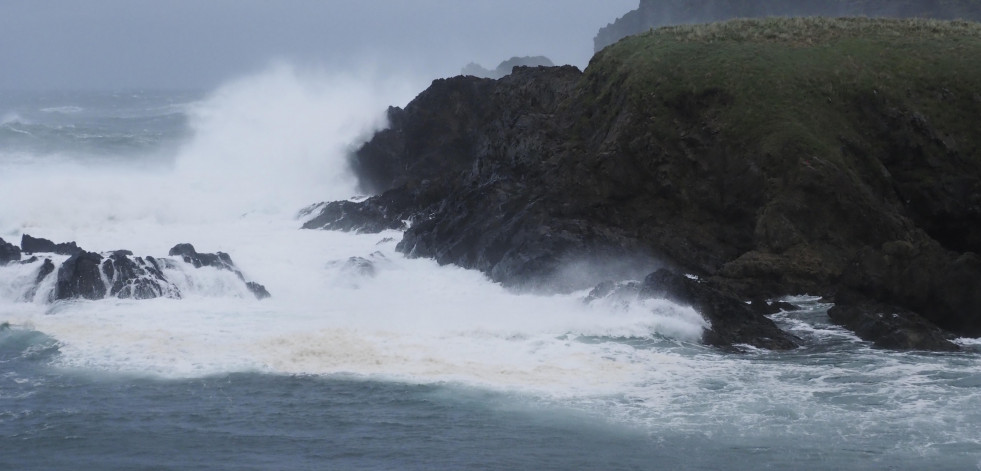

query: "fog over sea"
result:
(0, 63), (979, 470)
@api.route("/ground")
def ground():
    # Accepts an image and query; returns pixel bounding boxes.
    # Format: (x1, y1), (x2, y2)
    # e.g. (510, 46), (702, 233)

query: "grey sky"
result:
(0, 0), (636, 90)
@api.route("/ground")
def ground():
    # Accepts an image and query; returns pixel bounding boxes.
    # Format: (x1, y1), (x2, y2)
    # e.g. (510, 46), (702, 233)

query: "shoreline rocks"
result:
(1, 235), (270, 302)
(303, 18), (981, 351)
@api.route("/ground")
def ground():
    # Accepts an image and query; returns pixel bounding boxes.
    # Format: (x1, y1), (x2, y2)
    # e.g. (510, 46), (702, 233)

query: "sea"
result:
(1, 65), (980, 470)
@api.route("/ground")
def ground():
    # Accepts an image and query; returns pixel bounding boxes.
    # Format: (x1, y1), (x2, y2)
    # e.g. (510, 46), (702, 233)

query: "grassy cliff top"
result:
(583, 17), (981, 159)
(648, 16), (981, 44)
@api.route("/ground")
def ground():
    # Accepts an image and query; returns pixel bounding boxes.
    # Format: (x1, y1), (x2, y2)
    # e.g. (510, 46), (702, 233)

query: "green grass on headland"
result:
(582, 17), (981, 161)
(652, 16), (981, 43)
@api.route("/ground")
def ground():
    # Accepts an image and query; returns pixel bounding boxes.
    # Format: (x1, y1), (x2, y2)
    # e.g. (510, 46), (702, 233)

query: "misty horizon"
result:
(0, 0), (635, 91)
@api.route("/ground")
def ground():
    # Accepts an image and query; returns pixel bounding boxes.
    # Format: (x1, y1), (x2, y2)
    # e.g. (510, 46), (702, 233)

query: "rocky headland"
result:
(595, 0), (981, 52)
(304, 18), (981, 351)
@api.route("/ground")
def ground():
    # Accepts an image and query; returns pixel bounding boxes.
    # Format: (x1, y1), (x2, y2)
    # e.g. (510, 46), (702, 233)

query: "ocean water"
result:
(1, 66), (980, 470)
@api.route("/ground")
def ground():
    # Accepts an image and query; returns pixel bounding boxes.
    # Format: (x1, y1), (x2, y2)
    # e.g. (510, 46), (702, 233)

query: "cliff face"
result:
(306, 18), (981, 350)
(595, 0), (981, 52)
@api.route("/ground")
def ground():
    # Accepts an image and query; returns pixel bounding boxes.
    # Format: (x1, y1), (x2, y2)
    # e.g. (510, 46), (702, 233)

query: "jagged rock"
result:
(168, 243), (270, 300)
(102, 250), (179, 300)
(21, 234), (83, 256)
(301, 193), (411, 233)
(0, 237), (21, 265)
(246, 282), (270, 300)
(55, 252), (106, 300)
(639, 270), (799, 350)
(168, 243), (236, 271)
(4, 243), (269, 302)
(828, 292), (960, 351)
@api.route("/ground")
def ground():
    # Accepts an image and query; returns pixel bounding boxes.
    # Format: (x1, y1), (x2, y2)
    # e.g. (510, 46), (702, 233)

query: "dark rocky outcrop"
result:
(0, 237), (21, 265)
(54, 250), (181, 302)
(595, 0), (981, 52)
(588, 270), (799, 350)
(1, 238), (270, 303)
(21, 234), (83, 256)
(168, 244), (270, 300)
(55, 252), (107, 301)
(462, 56), (555, 80)
(168, 243), (236, 271)
(828, 291), (960, 351)
(102, 251), (179, 300)
(304, 19), (981, 350)
(644, 270), (799, 350)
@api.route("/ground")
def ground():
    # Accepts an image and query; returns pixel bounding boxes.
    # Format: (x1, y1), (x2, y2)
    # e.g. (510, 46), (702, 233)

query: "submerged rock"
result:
(169, 243), (271, 300)
(639, 270), (799, 350)
(829, 292), (960, 351)
(168, 243), (236, 271)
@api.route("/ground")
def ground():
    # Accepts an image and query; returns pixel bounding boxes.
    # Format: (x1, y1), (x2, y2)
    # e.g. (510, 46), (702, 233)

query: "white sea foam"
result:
(1, 66), (979, 462)
(0, 64), (706, 392)
(2, 112), (24, 125)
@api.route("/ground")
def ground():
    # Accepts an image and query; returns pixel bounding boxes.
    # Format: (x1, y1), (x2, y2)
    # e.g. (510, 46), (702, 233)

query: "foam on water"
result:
(1, 66), (980, 464)
(0, 64), (707, 392)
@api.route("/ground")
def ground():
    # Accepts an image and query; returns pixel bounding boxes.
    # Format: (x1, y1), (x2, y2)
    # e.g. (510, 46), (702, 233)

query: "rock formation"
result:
(0, 235), (270, 302)
(0, 237), (20, 265)
(304, 18), (981, 351)
(168, 243), (270, 299)
(21, 234), (83, 256)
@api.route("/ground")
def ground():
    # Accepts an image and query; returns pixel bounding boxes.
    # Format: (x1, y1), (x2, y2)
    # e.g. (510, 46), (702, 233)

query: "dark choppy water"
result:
(1, 82), (980, 470)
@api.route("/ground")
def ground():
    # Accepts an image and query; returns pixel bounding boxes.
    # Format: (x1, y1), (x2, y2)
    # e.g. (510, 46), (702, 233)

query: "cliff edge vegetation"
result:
(595, 0), (981, 52)
(305, 18), (981, 351)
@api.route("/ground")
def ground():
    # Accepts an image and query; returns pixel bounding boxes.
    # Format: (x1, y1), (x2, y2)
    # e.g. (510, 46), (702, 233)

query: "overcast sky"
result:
(0, 0), (636, 90)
